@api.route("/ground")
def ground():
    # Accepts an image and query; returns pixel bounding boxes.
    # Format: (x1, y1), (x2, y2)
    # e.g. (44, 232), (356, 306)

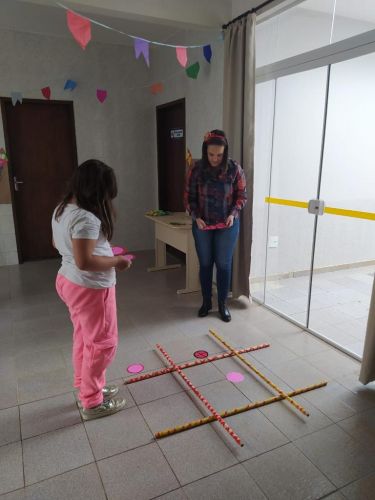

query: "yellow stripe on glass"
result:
(265, 197), (375, 221)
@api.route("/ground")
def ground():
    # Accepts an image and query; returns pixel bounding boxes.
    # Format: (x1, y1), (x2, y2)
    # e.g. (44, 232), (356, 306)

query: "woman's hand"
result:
(196, 218), (207, 230)
(115, 256), (132, 271)
(226, 215), (234, 227)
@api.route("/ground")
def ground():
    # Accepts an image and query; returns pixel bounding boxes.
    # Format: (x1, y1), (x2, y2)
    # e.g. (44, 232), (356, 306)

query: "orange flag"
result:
(150, 83), (163, 95)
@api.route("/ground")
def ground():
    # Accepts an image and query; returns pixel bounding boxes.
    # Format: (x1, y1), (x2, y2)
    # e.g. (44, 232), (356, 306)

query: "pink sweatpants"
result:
(56, 274), (118, 409)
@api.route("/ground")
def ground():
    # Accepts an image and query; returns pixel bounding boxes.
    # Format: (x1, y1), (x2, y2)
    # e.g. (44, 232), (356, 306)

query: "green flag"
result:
(186, 62), (200, 79)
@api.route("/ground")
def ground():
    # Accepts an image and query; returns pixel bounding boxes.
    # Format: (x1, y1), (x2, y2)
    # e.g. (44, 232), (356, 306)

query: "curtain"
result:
(223, 13), (256, 299)
(359, 275), (375, 384)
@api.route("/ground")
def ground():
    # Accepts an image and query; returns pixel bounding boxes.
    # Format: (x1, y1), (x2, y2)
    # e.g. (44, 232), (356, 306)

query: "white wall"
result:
(0, 26), (225, 266)
(149, 39), (224, 162)
(0, 28), (157, 264)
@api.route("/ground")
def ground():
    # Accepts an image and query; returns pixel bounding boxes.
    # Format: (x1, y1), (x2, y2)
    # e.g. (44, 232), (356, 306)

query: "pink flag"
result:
(41, 87), (51, 100)
(96, 89), (107, 103)
(176, 47), (188, 67)
(67, 10), (91, 50)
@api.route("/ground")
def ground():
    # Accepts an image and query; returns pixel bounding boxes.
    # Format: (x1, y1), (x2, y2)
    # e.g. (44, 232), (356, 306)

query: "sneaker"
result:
(80, 397), (126, 421)
(76, 385), (119, 410)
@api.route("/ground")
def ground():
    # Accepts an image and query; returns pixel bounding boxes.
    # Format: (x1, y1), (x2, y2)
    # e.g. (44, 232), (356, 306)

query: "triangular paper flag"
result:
(11, 92), (23, 106)
(176, 47), (188, 67)
(186, 62), (200, 79)
(64, 79), (77, 91)
(96, 89), (107, 103)
(67, 10), (91, 50)
(150, 82), (163, 95)
(134, 38), (150, 67)
(203, 45), (212, 63)
(41, 87), (51, 100)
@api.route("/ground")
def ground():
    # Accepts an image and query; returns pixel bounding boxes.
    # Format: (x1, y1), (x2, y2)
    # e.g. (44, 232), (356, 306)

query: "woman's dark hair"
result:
(55, 159), (117, 240)
(201, 129), (229, 171)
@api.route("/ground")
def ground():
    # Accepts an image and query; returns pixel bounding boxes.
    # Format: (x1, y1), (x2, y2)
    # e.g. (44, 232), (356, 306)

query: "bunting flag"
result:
(203, 45), (212, 63)
(150, 82), (163, 95)
(186, 62), (200, 79)
(67, 10), (91, 49)
(134, 38), (150, 67)
(176, 47), (188, 67)
(64, 79), (77, 91)
(41, 86), (51, 99)
(96, 89), (107, 103)
(11, 92), (23, 106)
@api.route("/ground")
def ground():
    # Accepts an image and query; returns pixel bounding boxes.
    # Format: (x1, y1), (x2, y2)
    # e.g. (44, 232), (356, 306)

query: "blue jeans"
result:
(192, 219), (240, 303)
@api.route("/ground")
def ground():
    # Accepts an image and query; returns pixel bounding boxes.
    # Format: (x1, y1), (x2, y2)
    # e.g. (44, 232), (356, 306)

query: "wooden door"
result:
(156, 99), (186, 212)
(1, 98), (78, 262)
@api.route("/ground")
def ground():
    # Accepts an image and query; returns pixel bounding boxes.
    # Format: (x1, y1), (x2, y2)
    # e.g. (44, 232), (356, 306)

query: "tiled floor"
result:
(1, 253), (375, 499)
(251, 265), (374, 357)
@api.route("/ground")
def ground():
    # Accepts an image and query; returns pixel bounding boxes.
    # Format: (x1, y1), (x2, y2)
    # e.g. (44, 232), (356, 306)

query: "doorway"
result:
(252, 43), (375, 360)
(1, 98), (78, 262)
(156, 98), (186, 212)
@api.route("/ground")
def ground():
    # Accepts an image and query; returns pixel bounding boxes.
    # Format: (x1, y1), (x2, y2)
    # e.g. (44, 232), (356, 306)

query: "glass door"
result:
(309, 52), (375, 357)
(253, 66), (329, 326)
(253, 53), (375, 359)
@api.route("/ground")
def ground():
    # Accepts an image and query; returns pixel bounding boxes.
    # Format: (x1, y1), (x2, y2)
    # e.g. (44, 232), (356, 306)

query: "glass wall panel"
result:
(310, 52), (375, 356)
(264, 67), (328, 326)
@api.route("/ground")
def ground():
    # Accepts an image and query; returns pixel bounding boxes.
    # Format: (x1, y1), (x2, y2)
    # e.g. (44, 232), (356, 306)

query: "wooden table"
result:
(145, 212), (200, 294)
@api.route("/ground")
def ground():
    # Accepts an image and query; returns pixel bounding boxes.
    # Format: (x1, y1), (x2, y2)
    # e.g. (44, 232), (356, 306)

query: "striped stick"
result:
(156, 344), (244, 447)
(124, 343), (270, 385)
(209, 329), (310, 417)
(155, 381), (327, 439)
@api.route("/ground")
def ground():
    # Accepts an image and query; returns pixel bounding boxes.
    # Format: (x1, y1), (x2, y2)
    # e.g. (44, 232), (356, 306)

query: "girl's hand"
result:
(115, 256), (132, 271)
(196, 218), (207, 230)
(226, 215), (234, 227)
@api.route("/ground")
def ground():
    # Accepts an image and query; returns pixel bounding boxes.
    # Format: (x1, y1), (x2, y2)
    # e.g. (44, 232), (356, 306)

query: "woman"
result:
(184, 130), (247, 322)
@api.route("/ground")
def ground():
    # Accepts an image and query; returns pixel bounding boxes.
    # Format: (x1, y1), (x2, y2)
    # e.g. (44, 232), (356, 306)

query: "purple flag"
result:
(134, 38), (150, 67)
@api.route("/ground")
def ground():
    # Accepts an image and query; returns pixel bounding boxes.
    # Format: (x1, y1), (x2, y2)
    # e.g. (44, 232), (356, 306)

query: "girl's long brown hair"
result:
(55, 159), (117, 240)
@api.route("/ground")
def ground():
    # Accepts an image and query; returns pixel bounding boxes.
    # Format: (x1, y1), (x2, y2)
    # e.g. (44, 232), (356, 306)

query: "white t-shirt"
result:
(52, 204), (116, 289)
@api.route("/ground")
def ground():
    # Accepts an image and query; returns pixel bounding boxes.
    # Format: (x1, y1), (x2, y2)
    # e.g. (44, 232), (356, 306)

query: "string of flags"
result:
(7, 2), (222, 106)
(62, 4), (217, 74)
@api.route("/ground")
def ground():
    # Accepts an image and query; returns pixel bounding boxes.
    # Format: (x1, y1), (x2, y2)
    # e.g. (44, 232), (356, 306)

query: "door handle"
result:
(14, 176), (24, 191)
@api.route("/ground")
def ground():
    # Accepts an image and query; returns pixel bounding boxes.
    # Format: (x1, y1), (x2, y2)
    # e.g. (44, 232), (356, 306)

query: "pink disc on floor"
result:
(194, 350), (208, 359)
(127, 363), (144, 374)
(226, 372), (245, 383)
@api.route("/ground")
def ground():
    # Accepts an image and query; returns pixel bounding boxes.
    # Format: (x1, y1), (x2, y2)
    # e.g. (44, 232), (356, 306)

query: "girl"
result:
(184, 130), (247, 322)
(52, 159), (131, 420)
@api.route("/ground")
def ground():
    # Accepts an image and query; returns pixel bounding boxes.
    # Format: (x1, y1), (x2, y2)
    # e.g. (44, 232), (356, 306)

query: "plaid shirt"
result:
(184, 159), (247, 225)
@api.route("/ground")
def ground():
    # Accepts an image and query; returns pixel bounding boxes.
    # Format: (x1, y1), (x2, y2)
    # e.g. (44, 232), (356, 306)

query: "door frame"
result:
(0, 97), (78, 263)
(156, 97), (186, 211)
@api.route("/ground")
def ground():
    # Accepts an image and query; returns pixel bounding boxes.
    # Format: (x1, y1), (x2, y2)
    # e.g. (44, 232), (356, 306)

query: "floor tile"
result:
(97, 443), (179, 500)
(340, 471), (375, 499)
(85, 406), (153, 460)
(183, 464), (266, 500)
(157, 425), (238, 485)
(294, 424), (375, 488)
(23, 423), (94, 485)
(128, 373), (184, 405)
(0, 406), (20, 446)
(20, 392), (81, 439)
(0, 442), (23, 495)
(243, 442), (335, 500)
(17, 368), (73, 404)
(0, 463), (106, 500)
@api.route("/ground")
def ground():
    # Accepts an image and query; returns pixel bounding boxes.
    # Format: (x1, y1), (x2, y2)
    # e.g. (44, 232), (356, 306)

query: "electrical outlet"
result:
(268, 236), (279, 248)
